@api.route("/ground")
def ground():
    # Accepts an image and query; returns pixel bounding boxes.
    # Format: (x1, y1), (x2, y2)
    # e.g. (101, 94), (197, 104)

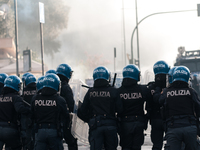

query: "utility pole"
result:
(114, 47), (116, 72)
(14, 0), (19, 76)
(39, 2), (45, 75)
(130, 9), (196, 67)
(122, 0), (127, 66)
(135, 0), (140, 68)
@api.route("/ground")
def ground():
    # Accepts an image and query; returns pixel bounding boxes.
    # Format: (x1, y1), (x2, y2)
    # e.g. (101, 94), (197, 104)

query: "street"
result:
(64, 126), (164, 150)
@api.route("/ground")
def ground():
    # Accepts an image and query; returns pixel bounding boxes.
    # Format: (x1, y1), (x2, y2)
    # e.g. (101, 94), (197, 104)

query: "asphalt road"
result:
(64, 126), (164, 150)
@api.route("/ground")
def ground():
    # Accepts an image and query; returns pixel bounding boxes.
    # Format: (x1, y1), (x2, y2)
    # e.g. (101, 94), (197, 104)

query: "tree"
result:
(0, 1), (15, 38)
(17, 0), (69, 58)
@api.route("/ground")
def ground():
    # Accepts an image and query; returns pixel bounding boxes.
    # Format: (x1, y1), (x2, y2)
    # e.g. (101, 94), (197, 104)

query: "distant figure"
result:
(191, 74), (200, 96)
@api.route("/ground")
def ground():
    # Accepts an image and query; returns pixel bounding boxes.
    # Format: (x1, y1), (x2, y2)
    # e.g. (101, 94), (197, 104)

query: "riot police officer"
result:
(157, 66), (200, 149)
(21, 74), (37, 150)
(23, 74), (37, 105)
(36, 76), (45, 94)
(153, 66), (177, 103)
(45, 69), (57, 75)
(22, 72), (33, 98)
(0, 73), (8, 94)
(78, 66), (123, 150)
(117, 64), (151, 150)
(56, 63), (78, 150)
(148, 60), (170, 150)
(22, 72), (32, 84)
(0, 75), (30, 150)
(167, 67), (177, 87)
(31, 73), (70, 150)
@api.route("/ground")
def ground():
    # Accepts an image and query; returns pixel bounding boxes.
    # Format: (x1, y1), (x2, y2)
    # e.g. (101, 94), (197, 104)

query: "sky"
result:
(44, 0), (200, 81)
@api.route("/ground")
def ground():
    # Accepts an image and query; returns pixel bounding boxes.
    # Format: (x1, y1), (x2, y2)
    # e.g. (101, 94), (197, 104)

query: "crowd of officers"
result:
(0, 61), (200, 150)
(0, 64), (77, 150)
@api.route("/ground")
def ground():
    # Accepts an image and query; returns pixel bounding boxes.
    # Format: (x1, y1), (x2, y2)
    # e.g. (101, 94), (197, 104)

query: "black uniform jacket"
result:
(0, 90), (30, 125)
(147, 82), (163, 119)
(117, 78), (151, 118)
(78, 79), (123, 123)
(31, 88), (70, 124)
(158, 82), (200, 119)
(0, 83), (4, 94)
(23, 83), (37, 105)
(60, 81), (75, 113)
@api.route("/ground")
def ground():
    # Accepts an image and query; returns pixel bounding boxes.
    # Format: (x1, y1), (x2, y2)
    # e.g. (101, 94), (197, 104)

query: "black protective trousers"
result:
(89, 125), (118, 150)
(0, 126), (22, 150)
(63, 122), (78, 150)
(119, 121), (145, 150)
(164, 126), (198, 150)
(150, 119), (165, 150)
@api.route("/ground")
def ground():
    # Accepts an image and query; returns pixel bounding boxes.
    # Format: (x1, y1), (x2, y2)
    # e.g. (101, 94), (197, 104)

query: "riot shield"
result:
(142, 70), (154, 84)
(69, 79), (89, 145)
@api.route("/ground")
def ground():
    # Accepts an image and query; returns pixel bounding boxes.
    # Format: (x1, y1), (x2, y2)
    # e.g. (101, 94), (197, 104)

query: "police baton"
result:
(67, 113), (73, 129)
(81, 85), (91, 89)
(23, 100), (31, 107)
(112, 73), (117, 87)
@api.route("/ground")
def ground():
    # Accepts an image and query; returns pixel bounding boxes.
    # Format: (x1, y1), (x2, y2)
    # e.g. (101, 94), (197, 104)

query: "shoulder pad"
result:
(147, 81), (155, 86)
(147, 81), (155, 88)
